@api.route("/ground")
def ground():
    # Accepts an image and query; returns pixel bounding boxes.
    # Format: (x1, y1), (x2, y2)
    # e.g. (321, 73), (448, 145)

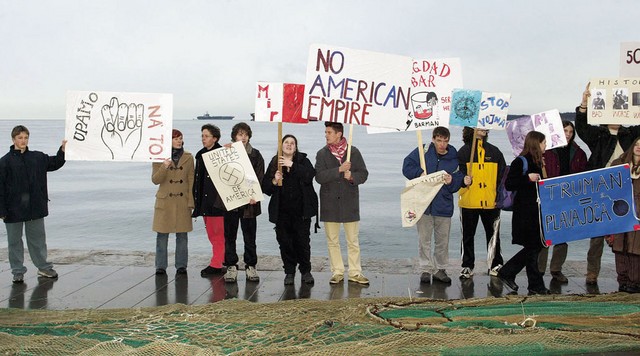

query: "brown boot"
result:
(585, 273), (598, 285)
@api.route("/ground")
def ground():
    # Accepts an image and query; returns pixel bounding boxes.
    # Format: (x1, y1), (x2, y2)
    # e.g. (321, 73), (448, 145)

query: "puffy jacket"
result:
(457, 139), (506, 209)
(0, 145), (65, 223)
(402, 143), (464, 217)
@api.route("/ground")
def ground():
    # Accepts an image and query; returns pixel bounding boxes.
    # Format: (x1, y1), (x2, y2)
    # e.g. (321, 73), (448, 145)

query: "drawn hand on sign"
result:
(100, 97), (144, 160)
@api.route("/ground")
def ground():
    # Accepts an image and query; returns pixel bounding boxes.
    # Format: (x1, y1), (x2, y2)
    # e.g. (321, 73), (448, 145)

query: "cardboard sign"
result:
(303, 44), (413, 130)
(450, 89), (510, 129)
(202, 141), (263, 210)
(255, 82), (307, 123)
(538, 165), (639, 245)
(65, 91), (172, 162)
(505, 109), (566, 158)
(620, 42), (640, 77)
(588, 78), (640, 125)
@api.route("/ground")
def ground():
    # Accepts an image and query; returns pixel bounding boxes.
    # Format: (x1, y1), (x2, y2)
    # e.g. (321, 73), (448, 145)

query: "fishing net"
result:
(0, 293), (639, 355)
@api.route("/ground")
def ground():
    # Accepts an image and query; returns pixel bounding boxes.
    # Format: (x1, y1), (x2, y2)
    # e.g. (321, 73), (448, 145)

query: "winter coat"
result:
(232, 143), (264, 219)
(575, 107), (640, 170)
(0, 145), (65, 223)
(610, 158), (640, 256)
(315, 145), (367, 222)
(192, 143), (226, 217)
(151, 151), (195, 233)
(262, 151), (318, 224)
(543, 141), (588, 178)
(457, 139), (506, 209)
(402, 142), (464, 217)
(505, 153), (543, 247)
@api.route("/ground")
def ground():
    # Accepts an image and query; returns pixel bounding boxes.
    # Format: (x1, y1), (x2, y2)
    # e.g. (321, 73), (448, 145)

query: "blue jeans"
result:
(155, 232), (188, 270)
(5, 218), (53, 275)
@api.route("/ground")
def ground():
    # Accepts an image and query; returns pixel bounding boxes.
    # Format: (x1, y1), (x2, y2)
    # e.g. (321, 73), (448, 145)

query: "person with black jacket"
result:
(575, 83), (640, 285)
(262, 134), (318, 285)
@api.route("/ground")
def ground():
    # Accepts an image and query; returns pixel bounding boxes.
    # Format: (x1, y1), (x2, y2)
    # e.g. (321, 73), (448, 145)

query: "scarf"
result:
(171, 147), (184, 167)
(328, 137), (347, 162)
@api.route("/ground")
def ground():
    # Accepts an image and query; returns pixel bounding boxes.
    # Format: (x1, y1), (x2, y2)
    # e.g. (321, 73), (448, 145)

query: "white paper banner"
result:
(620, 42), (640, 77)
(400, 171), (446, 227)
(588, 77), (640, 125)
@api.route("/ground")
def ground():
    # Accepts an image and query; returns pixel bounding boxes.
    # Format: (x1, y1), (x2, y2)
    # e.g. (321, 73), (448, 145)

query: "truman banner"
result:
(538, 164), (639, 245)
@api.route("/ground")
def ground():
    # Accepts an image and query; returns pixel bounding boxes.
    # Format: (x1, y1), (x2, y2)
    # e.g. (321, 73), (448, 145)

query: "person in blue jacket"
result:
(402, 126), (470, 284)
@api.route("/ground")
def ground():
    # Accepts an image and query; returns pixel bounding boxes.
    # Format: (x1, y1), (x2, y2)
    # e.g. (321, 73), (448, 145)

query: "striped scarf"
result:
(328, 137), (347, 162)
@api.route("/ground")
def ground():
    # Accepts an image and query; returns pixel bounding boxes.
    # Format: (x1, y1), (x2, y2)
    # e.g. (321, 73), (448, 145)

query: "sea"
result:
(0, 118), (610, 264)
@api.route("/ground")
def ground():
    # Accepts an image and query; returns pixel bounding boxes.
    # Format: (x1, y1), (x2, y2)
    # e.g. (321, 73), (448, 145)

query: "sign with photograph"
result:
(588, 77), (640, 125)
(255, 82), (307, 123)
(505, 109), (566, 158)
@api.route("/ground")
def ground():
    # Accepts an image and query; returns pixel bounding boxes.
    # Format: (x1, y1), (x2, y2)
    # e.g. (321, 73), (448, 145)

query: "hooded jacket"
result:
(457, 139), (506, 209)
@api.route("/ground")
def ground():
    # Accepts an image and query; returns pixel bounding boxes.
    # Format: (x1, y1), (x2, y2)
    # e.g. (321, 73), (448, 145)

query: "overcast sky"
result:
(1, 0), (638, 119)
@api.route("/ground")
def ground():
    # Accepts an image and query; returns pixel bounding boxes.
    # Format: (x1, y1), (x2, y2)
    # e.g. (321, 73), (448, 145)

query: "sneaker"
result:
(176, 267), (187, 274)
(284, 273), (295, 285)
(497, 272), (519, 292)
(301, 272), (315, 284)
(155, 268), (166, 275)
(329, 274), (344, 284)
(489, 264), (502, 277)
(551, 271), (568, 283)
(200, 266), (225, 277)
(348, 274), (369, 285)
(433, 269), (451, 283)
(12, 273), (24, 284)
(420, 272), (431, 284)
(38, 269), (58, 278)
(224, 266), (238, 282)
(459, 267), (473, 279)
(245, 266), (260, 282)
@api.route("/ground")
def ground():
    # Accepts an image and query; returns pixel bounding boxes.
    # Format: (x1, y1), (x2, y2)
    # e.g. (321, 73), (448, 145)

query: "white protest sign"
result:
(303, 44), (413, 130)
(620, 42), (640, 77)
(65, 91), (172, 162)
(255, 82), (307, 123)
(588, 78), (640, 125)
(505, 109), (566, 158)
(401, 171), (446, 227)
(202, 141), (263, 211)
(449, 89), (511, 129)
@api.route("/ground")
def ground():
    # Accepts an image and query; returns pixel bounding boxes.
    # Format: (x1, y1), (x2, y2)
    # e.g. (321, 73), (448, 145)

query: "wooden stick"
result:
(277, 122), (283, 186)
(346, 123), (354, 162)
(417, 130), (426, 174)
(468, 128), (477, 177)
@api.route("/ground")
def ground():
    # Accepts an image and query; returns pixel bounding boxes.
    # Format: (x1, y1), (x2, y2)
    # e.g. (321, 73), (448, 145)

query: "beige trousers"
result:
(324, 221), (362, 277)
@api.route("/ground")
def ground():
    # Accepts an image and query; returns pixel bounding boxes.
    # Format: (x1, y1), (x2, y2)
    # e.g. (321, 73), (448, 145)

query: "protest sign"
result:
(401, 171), (446, 227)
(450, 89), (510, 129)
(202, 142), (263, 211)
(620, 42), (640, 77)
(588, 78), (640, 125)
(65, 91), (172, 162)
(255, 82), (307, 123)
(303, 44), (413, 130)
(538, 164), (639, 245)
(505, 109), (566, 158)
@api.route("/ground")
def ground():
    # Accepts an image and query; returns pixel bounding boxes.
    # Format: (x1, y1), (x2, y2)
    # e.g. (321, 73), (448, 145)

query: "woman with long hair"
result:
(497, 131), (550, 295)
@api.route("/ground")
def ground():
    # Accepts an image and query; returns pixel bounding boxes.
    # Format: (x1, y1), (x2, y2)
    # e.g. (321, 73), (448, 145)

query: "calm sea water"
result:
(0, 119), (607, 263)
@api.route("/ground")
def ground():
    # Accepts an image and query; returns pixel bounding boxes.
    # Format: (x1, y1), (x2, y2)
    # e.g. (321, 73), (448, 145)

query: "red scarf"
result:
(328, 137), (347, 162)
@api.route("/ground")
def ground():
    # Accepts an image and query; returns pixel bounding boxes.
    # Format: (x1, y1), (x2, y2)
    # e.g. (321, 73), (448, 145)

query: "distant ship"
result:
(197, 112), (234, 120)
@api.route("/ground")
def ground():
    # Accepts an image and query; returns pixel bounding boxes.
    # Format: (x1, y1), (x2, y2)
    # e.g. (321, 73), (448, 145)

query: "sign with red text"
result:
(65, 91), (172, 162)
(450, 89), (510, 129)
(505, 109), (566, 158)
(202, 142), (264, 210)
(303, 44), (413, 130)
(255, 82), (307, 123)
(620, 42), (640, 77)
(588, 78), (640, 125)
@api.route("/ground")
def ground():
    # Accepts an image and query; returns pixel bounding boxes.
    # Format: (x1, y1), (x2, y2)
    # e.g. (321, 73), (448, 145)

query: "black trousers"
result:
(223, 210), (257, 267)
(500, 243), (545, 291)
(275, 216), (312, 275)
(460, 208), (503, 270)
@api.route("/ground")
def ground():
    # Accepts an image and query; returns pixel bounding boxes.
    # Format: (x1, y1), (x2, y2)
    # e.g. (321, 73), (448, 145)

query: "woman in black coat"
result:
(497, 131), (549, 295)
(262, 134), (318, 286)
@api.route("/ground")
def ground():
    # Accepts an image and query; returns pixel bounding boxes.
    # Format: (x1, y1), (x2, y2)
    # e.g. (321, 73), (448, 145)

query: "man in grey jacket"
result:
(315, 122), (369, 285)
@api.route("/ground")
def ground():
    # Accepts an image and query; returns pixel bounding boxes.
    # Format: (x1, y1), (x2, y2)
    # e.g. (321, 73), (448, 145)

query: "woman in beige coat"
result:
(152, 129), (194, 275)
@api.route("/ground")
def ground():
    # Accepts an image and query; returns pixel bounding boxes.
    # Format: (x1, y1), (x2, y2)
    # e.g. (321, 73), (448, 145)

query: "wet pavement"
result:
(0, 249), (620, 310)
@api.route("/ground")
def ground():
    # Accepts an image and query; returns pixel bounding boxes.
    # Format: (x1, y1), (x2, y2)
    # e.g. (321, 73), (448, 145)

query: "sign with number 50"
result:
(621, 42), (640, 76)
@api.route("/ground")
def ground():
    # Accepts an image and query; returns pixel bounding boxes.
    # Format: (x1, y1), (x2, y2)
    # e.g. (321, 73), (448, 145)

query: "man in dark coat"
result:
(0, 125), (66, 284)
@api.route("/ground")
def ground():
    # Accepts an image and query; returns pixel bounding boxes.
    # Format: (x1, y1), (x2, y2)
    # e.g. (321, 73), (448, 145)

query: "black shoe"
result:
(497, 272), (519, 292)
(301, 272), (315, 284)
(619, 284), (640, 293)
(156, 268), (166, 275)
(176, 267), (187, 274)
(420, 272), (431, 284)
(528, 287), (551, 295)
(200, 266), (225, 277)
(284, 273), (295, 285)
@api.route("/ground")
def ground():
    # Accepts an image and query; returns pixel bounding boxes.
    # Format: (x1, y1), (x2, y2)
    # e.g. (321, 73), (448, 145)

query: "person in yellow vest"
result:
(457, 127), (506, 279)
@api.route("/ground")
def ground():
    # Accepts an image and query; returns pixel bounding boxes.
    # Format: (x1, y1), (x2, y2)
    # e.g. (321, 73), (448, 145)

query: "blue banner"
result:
(538, 164), (639, 245)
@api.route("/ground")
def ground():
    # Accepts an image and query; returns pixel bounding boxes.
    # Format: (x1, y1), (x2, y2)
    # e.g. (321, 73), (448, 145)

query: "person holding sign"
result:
(457, 127), (506, 280)
(402, 126), (469, 284)
(497, 131), (549, 295)
(606, 138), (640, 293)
(576, 83), (640, 285)
(222, 123), (264, 283)
(315, 122), (369, 285)
(151, 129), (194, 275)
(263, 134), (319, 285)
(193, 124), (228, 277)
(0, 125), (66, 284)
(537, 121), (587, 283)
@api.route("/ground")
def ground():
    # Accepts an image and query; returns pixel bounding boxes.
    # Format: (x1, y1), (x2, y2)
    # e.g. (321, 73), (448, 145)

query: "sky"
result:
(1, 0), (638, 120)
